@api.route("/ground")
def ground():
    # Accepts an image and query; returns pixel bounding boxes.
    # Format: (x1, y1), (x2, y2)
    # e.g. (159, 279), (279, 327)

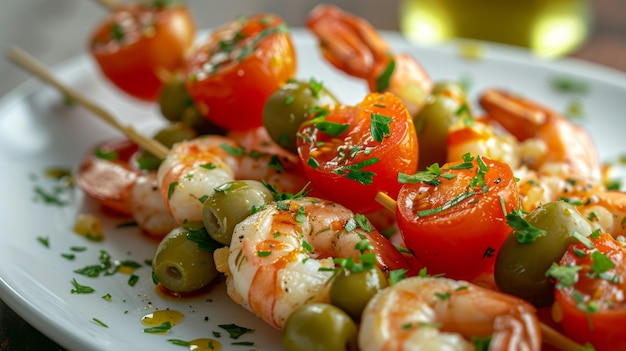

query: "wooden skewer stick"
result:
(375, 191), (584, 351)
(6, 45), (169, 159)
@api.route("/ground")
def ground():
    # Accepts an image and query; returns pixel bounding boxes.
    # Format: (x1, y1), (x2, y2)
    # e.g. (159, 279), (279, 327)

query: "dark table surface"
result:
(1, 0), (626, 350)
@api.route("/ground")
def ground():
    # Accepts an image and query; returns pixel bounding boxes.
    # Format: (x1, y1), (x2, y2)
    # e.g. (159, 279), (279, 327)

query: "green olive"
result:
(283, 303), (358, 351)
(136, 123), (197, 170)
(413, 81), (468, 169)
(329, 266), (387, 321)
(152, 226), (219, 293)
(262, 78), (339, 153)
(494, 201), (594, 307)
(202, 180), (274, 245)
(158, 78), (226, 135)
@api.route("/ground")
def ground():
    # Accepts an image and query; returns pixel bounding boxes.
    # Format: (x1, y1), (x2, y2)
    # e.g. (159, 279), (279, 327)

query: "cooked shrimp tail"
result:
(306, 4), (432, 116)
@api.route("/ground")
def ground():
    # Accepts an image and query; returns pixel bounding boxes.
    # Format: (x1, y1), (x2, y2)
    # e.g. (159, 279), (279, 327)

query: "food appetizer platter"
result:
(1, 2), (626, 350)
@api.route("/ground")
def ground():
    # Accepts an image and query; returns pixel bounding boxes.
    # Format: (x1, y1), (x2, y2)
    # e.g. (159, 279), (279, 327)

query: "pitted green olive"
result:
(283, 303), (358, 351)
(262, 79), (339, 153)
(158, 78), (226, 135)
(329, 266), (387, 321)
(494, 201), (594, 307)
(152, 226), (219, 293)
(413, 81), (468, 169)
(202, 180), (274, 245)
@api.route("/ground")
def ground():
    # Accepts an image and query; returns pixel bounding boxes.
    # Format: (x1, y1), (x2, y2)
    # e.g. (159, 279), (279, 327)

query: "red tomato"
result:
(76, 139), (140, 215)
(297, 92), (419, 213)
(89, 3), (196, 101)
(553, 233), (626, 351)
(185, 13), (296, 131)
(396, 156), (519, 280)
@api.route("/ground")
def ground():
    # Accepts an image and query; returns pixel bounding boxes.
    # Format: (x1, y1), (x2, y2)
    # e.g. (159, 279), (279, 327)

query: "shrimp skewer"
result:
(306, 4), (432, 117)
(216, 197), (414, 329)
(359, 276), (542, 351)
(157, 128), (309, 225)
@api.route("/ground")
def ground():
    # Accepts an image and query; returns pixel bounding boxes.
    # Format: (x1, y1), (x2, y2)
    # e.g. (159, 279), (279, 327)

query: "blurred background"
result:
(2, 0), (626, 98)
(1, 0), (625, 350)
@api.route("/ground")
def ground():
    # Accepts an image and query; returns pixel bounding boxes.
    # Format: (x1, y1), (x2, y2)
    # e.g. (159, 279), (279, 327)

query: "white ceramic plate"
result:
(1, 29), (626, 351)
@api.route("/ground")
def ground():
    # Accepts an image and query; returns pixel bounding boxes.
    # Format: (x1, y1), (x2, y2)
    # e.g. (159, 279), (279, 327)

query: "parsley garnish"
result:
(370, 113), (393, 142)
(334, 158), (379, 185)
(186, 225), (225, 252)
(37, 236), (50, 248)
(70, 278), (95, 294)
(143, 321), (172, 334)
(375, 58), (395, 92)
(309, 78), (323, 98)
(92, 318), (108, 328)
(218, 324), (254, 339)
(506, 209), (546, 243)
(546, 263), (581, 288)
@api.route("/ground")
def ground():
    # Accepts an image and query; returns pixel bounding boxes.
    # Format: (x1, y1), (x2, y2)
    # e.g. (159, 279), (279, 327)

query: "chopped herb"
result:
(61, 253), (75, 260)
(435, 292), (451, 300)
(37, 236), (50, 248)
(93, 148), (118, 160)
(102, 293), (112, 301)
(257, 251), (272, 257)
(482, 247), (495, 258)
(232, 341), (255, 346)
(70, 278), (95, 294)
(307, 157), (319, 169)
(572, 231), (595, 249)
(590, 251), (615, 274)
(268, 155), (285, 172)
(70, 246), (87, 252)
(370, 113), (393, 142)
(218, 324), (254, 339)
(471, 336), (492, 351)
(375, 58), (395, 92)
(283, 95), (295, 105)
(334, 158), (379, 185)
(309, 78), (323, 98)
(551, 76), (589, 94)
(167, 182), (178, 200)
(128, 274), (139, 287)
(92, 318), (108, 328)
(143, 321), (172, 334)
(506, 208), (546, 243)
(418, 191), (476, 217)
(546, 263), (582, 288)
(33, 186), (67, 206)
(355, 213), (374, 232)
(167, 339), (190, 346)
(301, 240), (314, 254)
(151, 271), (159, 285)
(220, 144), (246, 157)
(186, 225), (225, 252)
(388, 268), (408, 285)
(200, 163), (217, 170)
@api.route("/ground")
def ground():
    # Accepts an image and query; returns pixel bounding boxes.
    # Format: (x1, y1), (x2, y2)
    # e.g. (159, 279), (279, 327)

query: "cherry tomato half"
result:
(396, 156), (519, 280)
(185, 13), (296, 131)
(553, 233), (626, 351)
(89, 3), (196, 101)
(297, 92), (418, 213)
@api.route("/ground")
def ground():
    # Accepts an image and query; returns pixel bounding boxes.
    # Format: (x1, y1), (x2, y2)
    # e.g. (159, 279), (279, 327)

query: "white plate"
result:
(1, 29), (626, 351)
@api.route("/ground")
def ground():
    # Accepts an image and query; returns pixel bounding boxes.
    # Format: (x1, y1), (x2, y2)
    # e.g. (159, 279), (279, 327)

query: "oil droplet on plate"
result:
(141, 309), (184, 334)
(189, 338), (221, 351)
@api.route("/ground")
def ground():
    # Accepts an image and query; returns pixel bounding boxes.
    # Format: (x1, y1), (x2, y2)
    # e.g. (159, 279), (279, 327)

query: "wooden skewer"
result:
(375, 191), (584, 351)
(6, 45), (170, 159)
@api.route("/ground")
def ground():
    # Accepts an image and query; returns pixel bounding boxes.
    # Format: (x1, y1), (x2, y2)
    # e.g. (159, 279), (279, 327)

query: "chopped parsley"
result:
(375, 58), (395, 92)
(70, 278), (95, 294)
(143, 321), (172, 334)
(370, 113), (393, 142)
(505, 208), (546, 244)
(218, 324), (254, 339)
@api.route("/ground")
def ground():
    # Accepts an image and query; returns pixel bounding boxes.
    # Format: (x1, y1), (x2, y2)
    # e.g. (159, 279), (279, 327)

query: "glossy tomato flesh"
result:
(89, 4), (196, 101)
(554, 233), (626, 351)
(396, 157), (519, 280)
(297, 92), (418, 214)
(185, 13), (296, 131)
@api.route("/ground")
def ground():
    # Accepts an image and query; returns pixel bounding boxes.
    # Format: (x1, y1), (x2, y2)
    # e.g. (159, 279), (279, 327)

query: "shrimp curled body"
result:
(360, 276), (542, 351)
(217, 197), (412, 329)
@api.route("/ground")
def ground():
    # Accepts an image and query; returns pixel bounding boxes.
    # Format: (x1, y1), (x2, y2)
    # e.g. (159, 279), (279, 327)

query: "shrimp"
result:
(359, 276), (541, 351)
(77, 139), (178, 238)
(130, 173), (178, 237)
(306, 4), (432, 117)
(215, 197), (413, 329)
(157, 128), (309, 225)
(479, 88), (602, 182)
